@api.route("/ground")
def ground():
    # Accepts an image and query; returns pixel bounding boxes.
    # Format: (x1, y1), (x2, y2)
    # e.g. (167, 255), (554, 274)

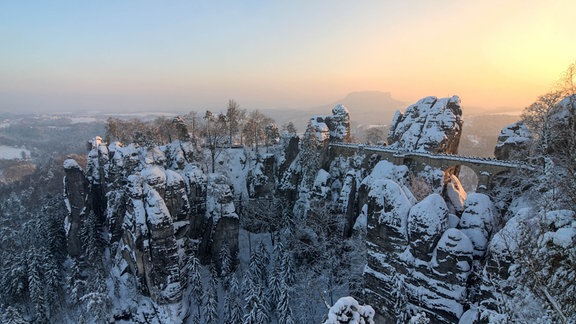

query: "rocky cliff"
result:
(63, 136), (239, 304)
(63, 158), (89, 257)
(307, 104), (352, 145)
(494, 121), (532, 160)
(360, 161), (492, 323)
(388, 96), (463, 154)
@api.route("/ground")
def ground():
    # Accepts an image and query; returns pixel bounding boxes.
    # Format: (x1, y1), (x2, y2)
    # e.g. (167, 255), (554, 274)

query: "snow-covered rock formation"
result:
(63, 136), (239, 304)
(307, 104), (351, 145)
(63, 158), (89, 257)
(361, 161), (496, 322)
(494, 121), (532, 160)
(387, 96), (463, 154)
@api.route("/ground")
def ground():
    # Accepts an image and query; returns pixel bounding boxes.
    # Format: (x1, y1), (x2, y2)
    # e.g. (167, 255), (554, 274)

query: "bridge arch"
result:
(456, 165), (478, 192)
(327, 143), (533, 192)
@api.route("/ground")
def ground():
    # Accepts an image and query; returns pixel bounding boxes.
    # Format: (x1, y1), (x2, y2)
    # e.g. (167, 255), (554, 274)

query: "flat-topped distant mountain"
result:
(326, 91), (406, 126)
(263, 91), (406, 131)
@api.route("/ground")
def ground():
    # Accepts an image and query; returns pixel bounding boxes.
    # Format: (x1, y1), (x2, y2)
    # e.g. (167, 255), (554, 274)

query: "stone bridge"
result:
(329, 143), (537, 191)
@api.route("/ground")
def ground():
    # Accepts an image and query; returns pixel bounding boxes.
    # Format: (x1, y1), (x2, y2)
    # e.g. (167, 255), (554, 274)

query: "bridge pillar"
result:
(476, 172), (492, 193)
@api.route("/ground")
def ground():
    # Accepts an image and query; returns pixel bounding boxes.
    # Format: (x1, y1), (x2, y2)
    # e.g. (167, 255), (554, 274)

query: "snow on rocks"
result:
(368, 179), (413, 238)
(142, 146), (166, 166)
(307, 116), (330, 143)
(494, 121), (532, 160)
(362, 160), (410, 186)
(489, 207), (534, 257)
(361, 160), (415, 205)
(62, 157), (89, 257)
(206, 174), (238, 223)
(544, 209), (575, 229)
(444, 174), (467, 215)
(144, 185), (173, 228)
(549, 227), (576, 248)
(432, 228), (474, 283)
(458, 193), (496, 258)
(305, 104), (352, 144)
(63, 158), (81, 170)
(70, 134), (242, 305)
(312, 169), (331, 199)
(141, 165), (167, 192)
(364, 176), (483, 322)
(326, 104), (351, 142)
(126, 174), (144, 198)
(541, 210), (576, 248)
(324, 296), (375, 324)
(407, 194), (448, 261)
(387, 96), (463, 154)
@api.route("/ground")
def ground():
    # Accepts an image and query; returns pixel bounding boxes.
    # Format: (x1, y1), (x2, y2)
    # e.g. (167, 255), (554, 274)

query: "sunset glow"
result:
(1, 0), (574, 113)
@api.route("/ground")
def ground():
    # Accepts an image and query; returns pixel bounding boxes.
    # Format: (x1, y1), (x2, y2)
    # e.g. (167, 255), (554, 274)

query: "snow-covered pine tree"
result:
(187, 255), (203, 318)
(242, 268), (269, 324)
(39, 201), (68, 266)
(268, 241), (284, 314)
(225, 274), (243, 324)
(80, 269), (110, 323)
(190, 313), (201, 324)
(27, 248), (48, 323)
(224, 276), (241, 324)
(203, 276), (219, 324)
(281, 250), (295, 286)
(43, 251), (62, 307)
(224, 290), (234, 323)
(80, 210), (105, 268)
(247, 249), (262, 286)
(277, 281), (295, 324)
(392, 272), (409, 322)
(267, 268), (282, 315)
(256, 242), (270, 284)
(67, 259), (86, 308)
(219, 244), (232, 290)
(0, 252), (27, 304)
(0, 306), (27, 324)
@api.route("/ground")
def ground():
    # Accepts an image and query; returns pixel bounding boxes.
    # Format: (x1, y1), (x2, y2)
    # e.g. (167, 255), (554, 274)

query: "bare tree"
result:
(265, 123), (280, 148)
(242, 110), (275, 152)
(226, 99), (245, 146)
(202, 110), (228, 172)
(282, 122), (297, 135)
(521, 90), (564, 156)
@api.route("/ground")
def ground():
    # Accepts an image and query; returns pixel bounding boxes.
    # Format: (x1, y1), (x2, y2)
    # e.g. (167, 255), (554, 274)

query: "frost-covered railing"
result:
(329, 143), (537, 171)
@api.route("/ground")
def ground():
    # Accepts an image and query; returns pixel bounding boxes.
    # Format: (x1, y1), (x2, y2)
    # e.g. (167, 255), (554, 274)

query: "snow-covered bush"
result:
(324, 296), (375, 324)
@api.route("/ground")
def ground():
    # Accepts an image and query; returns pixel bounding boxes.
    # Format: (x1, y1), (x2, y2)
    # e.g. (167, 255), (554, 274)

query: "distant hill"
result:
(260, 91), (524, 139)
(326, 91), (406, 127)
(263, 91), (406, 131)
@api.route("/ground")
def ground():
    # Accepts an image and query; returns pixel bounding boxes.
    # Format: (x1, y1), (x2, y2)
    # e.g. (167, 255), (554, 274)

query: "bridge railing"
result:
(329, 143), (537, 171)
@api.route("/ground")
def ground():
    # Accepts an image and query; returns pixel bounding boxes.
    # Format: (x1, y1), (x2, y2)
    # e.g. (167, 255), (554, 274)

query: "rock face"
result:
(362, 160), (495, 322)
(494, 121), (532, 160)
(472, 207), (573, 320)
(443, 174), (467, 215)
(458, 193), (496, 258)
(325, 104), (351, 142)
(407, 194), (448, 261)
(307, 104), (351, 145)
(63, 159), (89, 257)
(247, 153), (275, 198)
(203, 174), (239, 271)
(387, 96), (463, 154)
(64, 137), (239, 304)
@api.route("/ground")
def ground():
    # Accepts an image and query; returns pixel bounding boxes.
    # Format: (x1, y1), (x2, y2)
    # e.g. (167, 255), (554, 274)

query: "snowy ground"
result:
(0, 145), (30, 160)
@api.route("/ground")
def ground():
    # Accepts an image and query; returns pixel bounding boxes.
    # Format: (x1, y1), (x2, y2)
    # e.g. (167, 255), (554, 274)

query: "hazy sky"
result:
(1, 0), (575, 113)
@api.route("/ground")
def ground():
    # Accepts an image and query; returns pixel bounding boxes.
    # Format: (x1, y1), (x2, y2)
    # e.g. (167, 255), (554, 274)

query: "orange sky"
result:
(0, 0), (575, 113)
